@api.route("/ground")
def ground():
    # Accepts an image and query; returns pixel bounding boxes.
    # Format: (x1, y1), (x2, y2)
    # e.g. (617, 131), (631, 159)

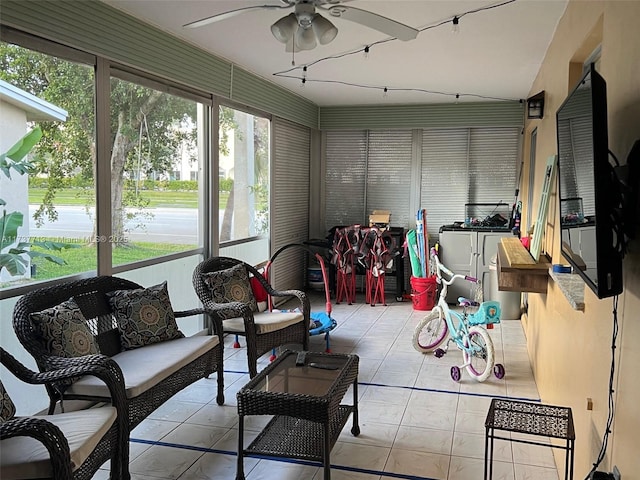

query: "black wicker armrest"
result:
(175, 307), (225, 339)
(200, 300), (253, 319)
(0, 349), (126, 419)
(0, 416), (74, 479)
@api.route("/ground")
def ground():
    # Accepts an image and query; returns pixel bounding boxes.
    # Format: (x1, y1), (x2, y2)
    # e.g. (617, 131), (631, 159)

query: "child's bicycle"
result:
(412, 245), (506, 382)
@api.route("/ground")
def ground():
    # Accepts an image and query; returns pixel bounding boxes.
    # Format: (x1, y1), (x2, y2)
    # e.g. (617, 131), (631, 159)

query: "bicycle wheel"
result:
(462, 326), (495, 382)
(412, 308), (448, 353)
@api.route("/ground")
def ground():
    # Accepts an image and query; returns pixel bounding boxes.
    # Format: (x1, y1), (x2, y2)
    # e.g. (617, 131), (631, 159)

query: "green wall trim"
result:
(319, 102), (525, 129)
(0, 0), (319, 128)
(231, 67), (318, 129)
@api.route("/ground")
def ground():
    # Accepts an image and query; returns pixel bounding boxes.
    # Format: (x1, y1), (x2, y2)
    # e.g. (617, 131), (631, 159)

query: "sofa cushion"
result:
(107, 281), (184, 350)
(202, 263), (257, 313)
(0, 406), (117, 479)
(66, 335), (219, 399)
(29, 299), (99, 358)
(0, 381), (16, 423)
(223, 310), (303, 334)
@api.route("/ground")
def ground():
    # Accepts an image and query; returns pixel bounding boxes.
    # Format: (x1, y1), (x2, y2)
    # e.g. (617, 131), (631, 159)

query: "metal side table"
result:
(485, 398), (575, 480)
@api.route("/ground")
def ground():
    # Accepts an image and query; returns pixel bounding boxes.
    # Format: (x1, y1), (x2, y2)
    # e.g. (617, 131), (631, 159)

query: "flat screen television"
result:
(556, 63), (623, 299)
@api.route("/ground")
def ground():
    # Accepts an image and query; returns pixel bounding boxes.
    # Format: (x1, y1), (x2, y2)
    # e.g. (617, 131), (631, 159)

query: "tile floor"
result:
(96, 292), (561, 480)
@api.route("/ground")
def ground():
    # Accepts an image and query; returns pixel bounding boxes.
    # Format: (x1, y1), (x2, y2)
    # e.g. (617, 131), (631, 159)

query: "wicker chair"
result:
(0, 347), (129, 480)
(193, 257), (310, 378)
(12, 276), (225, 431)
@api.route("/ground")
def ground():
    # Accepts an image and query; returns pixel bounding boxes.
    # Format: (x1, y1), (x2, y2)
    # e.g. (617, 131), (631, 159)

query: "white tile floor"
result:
(96, 292), (561, 480)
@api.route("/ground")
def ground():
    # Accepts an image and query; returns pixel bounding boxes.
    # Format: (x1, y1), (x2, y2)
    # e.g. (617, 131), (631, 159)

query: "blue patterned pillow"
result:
(107, 281), (184, 350)
(202, 263), (257, 312)
(30, 299), (99, 358)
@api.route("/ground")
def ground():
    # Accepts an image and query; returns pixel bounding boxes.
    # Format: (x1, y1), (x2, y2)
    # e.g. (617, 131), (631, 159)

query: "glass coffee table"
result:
(236, 350), (360, 480)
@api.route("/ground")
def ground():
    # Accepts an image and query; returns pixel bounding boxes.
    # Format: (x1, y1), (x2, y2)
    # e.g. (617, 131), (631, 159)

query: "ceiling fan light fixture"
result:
(312, 13), (338, 45)
(271, 13), (298, 43)
(295, 25), (317, 51)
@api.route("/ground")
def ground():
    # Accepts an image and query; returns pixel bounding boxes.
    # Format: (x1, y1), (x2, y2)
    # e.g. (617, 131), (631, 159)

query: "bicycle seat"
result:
(457, 297), (480, 307)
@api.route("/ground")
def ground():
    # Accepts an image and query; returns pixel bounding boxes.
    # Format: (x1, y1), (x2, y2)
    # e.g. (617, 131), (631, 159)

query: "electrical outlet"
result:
(613, 465), (621, 480)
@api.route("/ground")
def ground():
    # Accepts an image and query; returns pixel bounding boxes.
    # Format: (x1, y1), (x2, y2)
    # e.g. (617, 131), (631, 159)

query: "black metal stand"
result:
(484, 398), (575, 480)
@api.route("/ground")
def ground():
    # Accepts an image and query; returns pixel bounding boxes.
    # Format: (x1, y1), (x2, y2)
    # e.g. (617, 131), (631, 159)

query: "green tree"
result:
(0, 42), (217, 244)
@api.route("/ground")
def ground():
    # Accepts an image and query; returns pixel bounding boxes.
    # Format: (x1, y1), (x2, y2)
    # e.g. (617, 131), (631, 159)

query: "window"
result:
(1, 40), (96, 288)
(218, 105), (270, 244)
(109, 74), (205, 267)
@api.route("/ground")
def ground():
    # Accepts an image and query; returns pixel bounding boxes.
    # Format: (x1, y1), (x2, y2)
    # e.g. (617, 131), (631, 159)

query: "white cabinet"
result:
(439, 230), (511, 303)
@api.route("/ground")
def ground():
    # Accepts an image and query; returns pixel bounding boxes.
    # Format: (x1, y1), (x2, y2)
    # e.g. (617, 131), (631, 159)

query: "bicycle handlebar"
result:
(431, 248), (478, 286)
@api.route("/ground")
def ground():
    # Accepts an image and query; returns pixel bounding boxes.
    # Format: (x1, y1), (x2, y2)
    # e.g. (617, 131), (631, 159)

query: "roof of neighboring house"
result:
(0, 79), (68, 122)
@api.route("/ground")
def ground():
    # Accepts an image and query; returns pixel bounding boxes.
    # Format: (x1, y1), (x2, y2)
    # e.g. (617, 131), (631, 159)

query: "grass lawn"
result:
(28, 188), (228, 208)
(29, 240), (195, 281)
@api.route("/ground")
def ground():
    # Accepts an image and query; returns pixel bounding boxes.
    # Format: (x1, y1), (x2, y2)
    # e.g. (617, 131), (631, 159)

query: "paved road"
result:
(28, 205), (199, 244)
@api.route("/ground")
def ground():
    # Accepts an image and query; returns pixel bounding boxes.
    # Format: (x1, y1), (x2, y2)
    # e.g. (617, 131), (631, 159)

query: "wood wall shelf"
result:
(497, 237), (549, 294)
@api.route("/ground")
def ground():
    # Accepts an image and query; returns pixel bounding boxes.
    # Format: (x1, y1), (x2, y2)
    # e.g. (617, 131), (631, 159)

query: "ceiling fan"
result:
(183, 0), (419, 51)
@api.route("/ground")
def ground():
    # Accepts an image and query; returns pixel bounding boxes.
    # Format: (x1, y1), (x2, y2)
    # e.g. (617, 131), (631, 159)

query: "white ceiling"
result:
(102, 0), (567, 107)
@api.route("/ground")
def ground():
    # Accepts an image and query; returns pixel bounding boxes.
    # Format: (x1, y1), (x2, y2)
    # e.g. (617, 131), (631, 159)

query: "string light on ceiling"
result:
(273, 0), (519, 102)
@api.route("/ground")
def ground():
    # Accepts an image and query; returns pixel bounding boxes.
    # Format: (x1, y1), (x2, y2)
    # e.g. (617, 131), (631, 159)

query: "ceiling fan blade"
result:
(184, 4), (290, 29)
(325, 5), (418, 41)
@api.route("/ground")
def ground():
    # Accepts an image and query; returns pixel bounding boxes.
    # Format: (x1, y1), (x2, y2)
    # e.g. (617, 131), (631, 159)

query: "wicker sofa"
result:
(12, 276), (224, 431)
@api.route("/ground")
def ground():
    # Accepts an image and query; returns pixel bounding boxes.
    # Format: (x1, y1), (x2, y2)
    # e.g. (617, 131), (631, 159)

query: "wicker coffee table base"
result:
(236, 352), (359, 480)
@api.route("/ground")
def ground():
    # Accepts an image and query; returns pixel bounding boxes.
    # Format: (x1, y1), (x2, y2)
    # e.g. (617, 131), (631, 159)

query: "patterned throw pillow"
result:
(30, 299), (100, 358)
(202, 263), (258, 312)
(0, 381), (16, 423)
(107, 281), (184, 350)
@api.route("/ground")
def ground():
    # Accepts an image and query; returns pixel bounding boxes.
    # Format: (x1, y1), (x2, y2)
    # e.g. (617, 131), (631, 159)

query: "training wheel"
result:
(494, 363), (505, 379)
(434, 348), (446, 358)
(450, 366), (461, 382)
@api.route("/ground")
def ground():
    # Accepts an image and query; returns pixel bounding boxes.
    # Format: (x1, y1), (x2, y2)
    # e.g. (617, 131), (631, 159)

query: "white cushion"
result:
(0, 406), (117, 479)
(67, 335), (219, 399)
(223, 311), (304, 334)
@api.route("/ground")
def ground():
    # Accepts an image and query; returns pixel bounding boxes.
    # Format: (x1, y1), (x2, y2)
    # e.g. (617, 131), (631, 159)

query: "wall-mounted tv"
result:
(556, 64), (622, 299)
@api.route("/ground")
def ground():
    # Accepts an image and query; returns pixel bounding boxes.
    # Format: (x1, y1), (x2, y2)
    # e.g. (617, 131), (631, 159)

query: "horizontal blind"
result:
(366, 130), (413, 229)
(420, 129), (470, 235)
(325, 131), (368, 230)
(273, 117), (311, 291)
(468, 127), (520, 206)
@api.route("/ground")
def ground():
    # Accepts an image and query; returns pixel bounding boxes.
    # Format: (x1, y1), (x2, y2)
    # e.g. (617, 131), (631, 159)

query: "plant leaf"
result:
(27, 251), (67, 265)
(0, 254), (27, 276)
(0, 211), (24, 251)
(5, 127), (43, 162)
(31, 240), (81, 251)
